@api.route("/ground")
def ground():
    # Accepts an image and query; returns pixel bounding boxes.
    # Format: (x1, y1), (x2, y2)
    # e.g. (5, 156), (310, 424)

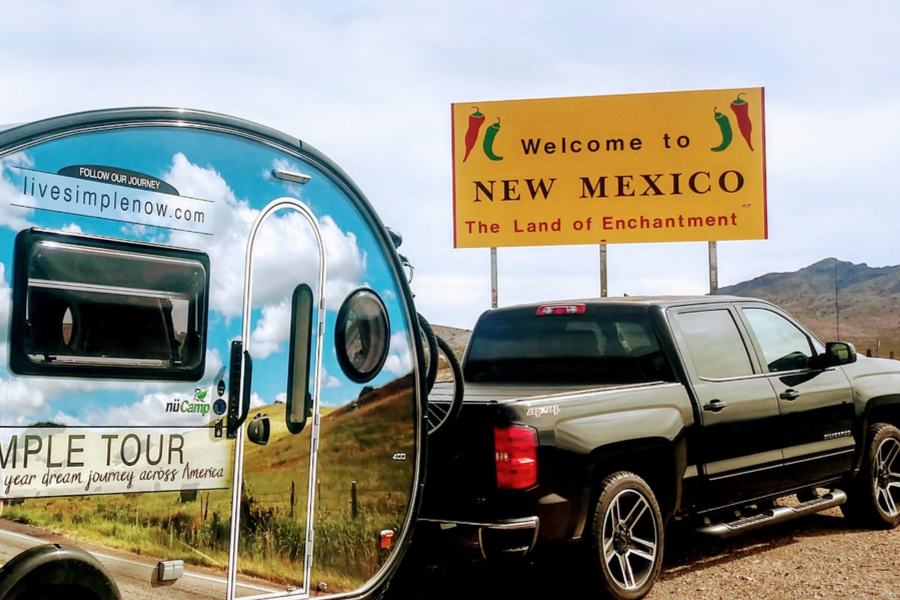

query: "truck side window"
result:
(742, 308), (815, 373)
(676, 310), (754, 379)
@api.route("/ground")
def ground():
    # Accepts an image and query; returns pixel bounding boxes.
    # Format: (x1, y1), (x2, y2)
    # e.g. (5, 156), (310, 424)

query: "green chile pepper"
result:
(711, 107), (732, 152)
(482, 118), (503, 161)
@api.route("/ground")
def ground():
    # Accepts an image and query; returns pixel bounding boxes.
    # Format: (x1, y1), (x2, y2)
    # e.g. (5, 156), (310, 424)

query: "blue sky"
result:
(1, 0), (898, 331)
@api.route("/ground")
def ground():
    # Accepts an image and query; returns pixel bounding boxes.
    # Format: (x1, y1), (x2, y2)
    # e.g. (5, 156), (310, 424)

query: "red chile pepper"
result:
(730, 93), (754, 151)
(463, 107), (485, 162)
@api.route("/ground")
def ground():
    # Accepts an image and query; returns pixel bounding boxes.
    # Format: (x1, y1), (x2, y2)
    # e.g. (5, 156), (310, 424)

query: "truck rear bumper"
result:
(417, 517), (540, 560)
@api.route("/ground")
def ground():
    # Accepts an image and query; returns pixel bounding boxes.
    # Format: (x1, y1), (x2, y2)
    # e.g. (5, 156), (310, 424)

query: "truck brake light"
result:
(536, 304), (586, 315)
(494, 425), (538, 490)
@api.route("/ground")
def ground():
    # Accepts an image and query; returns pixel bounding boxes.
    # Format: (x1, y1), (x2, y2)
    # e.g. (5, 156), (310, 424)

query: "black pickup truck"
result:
(418, 296), (900, 599)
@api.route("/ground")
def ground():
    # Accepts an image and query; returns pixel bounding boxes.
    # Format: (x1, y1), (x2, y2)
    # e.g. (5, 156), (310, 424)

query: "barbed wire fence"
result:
(243, 480), (404, 519)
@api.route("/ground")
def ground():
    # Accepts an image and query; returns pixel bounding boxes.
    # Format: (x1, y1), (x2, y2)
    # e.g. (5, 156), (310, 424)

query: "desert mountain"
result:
(716, 258), (900, 358)
(431, 258), (900, 361)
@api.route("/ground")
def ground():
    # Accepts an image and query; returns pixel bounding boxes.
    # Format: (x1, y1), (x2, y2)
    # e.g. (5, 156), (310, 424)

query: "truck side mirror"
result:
(825, 341), (857, 367)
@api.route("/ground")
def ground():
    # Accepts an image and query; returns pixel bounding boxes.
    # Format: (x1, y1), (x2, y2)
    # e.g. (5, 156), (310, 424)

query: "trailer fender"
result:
(0, 543), (121, 600)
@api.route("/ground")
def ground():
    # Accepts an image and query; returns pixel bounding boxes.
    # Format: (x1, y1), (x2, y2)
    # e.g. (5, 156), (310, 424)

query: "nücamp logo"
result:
(165, 388), (211, 416)
(462, 107), (503, 162)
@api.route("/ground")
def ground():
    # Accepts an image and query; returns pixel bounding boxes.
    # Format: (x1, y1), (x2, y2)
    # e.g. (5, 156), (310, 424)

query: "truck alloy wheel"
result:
(591, 472), (664, 600)
(843, 423), (900, 529)
(872, 428), (900, 520)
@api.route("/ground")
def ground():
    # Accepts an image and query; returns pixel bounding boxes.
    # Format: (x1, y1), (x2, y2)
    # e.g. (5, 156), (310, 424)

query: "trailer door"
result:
(226, 198), (325, 599)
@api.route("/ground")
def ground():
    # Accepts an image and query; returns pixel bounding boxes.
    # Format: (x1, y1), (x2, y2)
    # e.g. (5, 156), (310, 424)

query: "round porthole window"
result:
(335, 289), (391, 383)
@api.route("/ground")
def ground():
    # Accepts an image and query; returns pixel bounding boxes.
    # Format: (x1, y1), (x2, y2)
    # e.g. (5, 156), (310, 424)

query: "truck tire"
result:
(842, 423), (900, 529)
(589, 471), (664, 600)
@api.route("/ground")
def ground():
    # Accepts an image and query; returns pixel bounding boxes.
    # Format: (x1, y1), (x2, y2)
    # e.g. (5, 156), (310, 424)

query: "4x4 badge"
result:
(526, 405), (560, 418)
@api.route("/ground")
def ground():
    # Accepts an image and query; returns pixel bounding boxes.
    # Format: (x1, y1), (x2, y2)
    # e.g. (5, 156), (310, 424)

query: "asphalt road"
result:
(0, 520), (280, 599)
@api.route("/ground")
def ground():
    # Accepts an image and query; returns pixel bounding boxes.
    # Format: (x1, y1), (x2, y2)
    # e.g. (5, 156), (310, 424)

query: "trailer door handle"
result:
(227, 340), (253, 438)
(780, 389), (801, 401)
(702, 399), (727, 413)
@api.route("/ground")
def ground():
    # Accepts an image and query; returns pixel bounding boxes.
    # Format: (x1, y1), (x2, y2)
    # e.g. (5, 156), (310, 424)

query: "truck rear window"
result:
(464, 311), (673, 385)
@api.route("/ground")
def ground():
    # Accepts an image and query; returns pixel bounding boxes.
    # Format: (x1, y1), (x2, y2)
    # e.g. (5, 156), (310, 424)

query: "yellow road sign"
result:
(452, 88), (767, 248)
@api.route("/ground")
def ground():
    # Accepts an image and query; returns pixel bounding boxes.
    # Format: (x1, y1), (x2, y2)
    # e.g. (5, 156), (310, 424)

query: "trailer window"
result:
(10, 229), (209, 381)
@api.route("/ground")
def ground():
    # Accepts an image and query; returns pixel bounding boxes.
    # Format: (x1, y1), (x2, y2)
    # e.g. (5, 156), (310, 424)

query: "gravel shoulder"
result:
(391, 506), (900, 600)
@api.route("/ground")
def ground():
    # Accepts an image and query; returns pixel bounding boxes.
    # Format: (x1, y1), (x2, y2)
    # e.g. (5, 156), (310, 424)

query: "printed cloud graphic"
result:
(164, 154), (366, 320)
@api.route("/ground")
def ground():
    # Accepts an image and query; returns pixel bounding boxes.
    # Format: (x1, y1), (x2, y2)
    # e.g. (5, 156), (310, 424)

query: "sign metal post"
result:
(600, 244), (608, 298)
(490, 247), (498, 309)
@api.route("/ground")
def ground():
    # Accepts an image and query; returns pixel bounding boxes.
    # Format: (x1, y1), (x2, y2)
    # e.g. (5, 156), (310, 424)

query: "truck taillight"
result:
(494, 425), (538, 490)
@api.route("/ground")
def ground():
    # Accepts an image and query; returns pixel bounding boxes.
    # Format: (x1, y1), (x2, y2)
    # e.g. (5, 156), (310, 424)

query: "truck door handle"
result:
(780, 389), (801, 401)
(702, 399), (727, 413)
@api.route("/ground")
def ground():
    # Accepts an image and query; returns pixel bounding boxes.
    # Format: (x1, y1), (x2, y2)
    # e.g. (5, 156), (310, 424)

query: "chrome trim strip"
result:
(417, 517), (540, 560)
(419, 517), (539, 530)
(226, 198), (327, 600)
(505, 382), (684, 406)
(783, 448), (855, 466)
(783, 438), (855, 461)
(272, 168), (311, 184)
(704, 449), (783, 478)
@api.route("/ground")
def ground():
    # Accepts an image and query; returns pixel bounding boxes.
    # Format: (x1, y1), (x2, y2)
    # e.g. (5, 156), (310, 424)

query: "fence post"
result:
(351, 481), (358, 519)
(290, 481), (295, 519)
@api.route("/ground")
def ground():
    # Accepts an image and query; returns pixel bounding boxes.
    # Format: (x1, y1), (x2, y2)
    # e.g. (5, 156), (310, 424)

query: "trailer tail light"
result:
(494, 425), (538, 489)
(379, 529), (395, 549)
(536, 304), (585, 316)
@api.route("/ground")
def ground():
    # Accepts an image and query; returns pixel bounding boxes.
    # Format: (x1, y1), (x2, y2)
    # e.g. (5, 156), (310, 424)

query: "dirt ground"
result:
(389, 506), (900, 600)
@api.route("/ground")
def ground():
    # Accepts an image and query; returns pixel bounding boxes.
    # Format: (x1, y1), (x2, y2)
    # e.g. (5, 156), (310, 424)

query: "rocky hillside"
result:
(430, 258), (900, 361)
(717, 258), (900, 358)
(431, 324), (470, 360)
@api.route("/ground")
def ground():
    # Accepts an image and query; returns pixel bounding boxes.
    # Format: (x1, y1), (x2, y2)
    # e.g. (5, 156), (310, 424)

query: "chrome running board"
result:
(696, 490), (847, 539)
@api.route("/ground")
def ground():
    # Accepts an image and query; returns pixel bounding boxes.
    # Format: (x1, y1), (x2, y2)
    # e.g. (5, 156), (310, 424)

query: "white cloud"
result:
(320, 367), (341, 389)
(93, 391), (203, 427)
(0, 348), (224, 426)
(60, 223), (82, 234)
(383, 332), (412, 376)
(164, 153), (257, 319)
(0, 263), (10, 339)
(0, 377), (49, 417)
(0, 153), (35, 231)
(164, 154), (366, 334)
(3, 0), (899, 335)
(249, 299), (292, 359)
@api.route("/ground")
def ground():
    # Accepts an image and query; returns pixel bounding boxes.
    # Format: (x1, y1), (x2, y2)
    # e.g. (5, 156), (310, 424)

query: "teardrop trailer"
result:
(0, 108), (463, 600)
